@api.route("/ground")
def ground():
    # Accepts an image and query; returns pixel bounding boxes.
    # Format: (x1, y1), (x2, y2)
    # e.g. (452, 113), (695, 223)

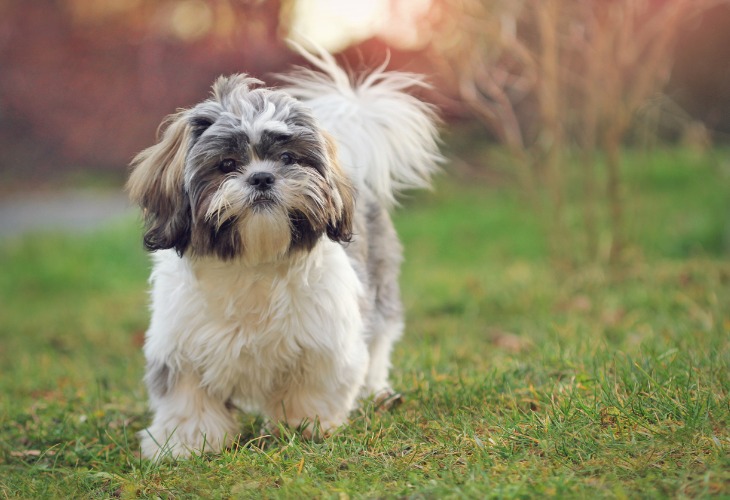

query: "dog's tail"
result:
(279, 43), (442, 207)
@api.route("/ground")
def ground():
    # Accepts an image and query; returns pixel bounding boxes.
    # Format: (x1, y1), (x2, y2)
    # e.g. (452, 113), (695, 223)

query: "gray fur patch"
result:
(145, 360), (176, 399)
(345, 190), (404, 339)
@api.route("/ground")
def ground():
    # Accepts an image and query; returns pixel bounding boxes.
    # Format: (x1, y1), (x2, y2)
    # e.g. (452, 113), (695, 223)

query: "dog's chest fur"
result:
(146, 240), (365, 407)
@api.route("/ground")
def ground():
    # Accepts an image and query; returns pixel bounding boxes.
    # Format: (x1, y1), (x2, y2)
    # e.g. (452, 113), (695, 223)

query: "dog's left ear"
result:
(127, 111), (192, 255)
(323, 134), (355, 243)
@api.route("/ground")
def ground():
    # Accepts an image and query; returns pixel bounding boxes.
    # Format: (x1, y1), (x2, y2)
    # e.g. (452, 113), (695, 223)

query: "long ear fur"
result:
(323, 134), (355, 243)
(127, 111), (192, 255)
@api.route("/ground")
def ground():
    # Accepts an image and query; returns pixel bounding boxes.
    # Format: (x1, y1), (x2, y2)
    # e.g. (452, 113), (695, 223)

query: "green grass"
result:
(1, 147), (729, 498)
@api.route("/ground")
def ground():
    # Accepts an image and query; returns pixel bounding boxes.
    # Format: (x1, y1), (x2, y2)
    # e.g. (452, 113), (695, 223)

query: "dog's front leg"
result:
(139, 364), (238, 459)
(264, 351), (368, 438)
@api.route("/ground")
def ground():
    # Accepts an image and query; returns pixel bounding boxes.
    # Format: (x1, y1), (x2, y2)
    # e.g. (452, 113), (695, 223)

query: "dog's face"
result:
(128, 75), (354, 263)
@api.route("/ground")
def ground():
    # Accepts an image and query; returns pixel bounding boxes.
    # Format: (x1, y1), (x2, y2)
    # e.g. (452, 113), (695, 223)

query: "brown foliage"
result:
(423, 0), (725, 264)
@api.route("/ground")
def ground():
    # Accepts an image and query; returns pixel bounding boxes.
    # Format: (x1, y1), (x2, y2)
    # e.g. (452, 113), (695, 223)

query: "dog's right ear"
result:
(127, 111), (192, 256)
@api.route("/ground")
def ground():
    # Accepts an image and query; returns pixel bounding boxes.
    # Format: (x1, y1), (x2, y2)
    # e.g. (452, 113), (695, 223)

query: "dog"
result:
(128, 45), (441, 459)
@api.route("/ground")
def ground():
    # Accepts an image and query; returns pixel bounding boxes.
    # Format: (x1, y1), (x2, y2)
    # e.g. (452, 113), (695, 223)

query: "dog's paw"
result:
(373, 389), (404, 411)
(138, 423), (235, 460)
(264, 415), (341, 442)
(138, 428), (192, 460)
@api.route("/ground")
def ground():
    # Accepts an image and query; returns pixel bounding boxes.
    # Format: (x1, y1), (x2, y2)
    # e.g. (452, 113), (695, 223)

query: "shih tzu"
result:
(128, 45), (441, 459)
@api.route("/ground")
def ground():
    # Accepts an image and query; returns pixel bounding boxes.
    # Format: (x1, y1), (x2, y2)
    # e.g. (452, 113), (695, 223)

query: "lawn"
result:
(0, 147), (728, 498)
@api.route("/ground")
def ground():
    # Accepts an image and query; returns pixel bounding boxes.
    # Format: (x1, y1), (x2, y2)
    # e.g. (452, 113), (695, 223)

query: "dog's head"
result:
(128, 75), (354, 264)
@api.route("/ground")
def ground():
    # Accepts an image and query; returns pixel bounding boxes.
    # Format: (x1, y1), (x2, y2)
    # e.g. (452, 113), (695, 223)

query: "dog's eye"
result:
(280, 152), (296, 165)
(218, 159), (238, 174)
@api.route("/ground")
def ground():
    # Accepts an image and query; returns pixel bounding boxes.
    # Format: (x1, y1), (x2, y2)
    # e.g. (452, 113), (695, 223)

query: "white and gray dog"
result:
(128, 46), (441, 459)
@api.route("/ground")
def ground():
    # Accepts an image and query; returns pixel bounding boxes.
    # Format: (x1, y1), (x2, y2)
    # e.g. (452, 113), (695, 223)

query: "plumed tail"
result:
(279, 42), (442, 207)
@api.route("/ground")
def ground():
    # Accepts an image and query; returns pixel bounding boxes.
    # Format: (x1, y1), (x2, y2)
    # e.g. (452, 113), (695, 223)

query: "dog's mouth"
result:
(250, 194), (277, 210)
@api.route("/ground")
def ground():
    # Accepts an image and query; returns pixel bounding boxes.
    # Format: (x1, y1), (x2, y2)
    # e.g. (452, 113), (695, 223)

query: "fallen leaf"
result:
(10, 449), (56, 458)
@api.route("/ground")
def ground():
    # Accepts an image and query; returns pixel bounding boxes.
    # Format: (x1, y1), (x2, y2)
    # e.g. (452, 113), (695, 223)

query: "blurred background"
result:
(3, 3), (730, 493)
(1, 0), (729, 263)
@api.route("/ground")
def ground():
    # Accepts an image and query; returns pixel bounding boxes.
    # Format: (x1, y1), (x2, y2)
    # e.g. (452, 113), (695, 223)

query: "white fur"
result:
(141, 241), (367, 458)
(239, 100), (291, 143)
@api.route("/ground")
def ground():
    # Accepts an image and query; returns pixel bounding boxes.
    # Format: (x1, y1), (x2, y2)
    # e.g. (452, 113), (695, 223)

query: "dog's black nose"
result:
(248, 172), (275, 191)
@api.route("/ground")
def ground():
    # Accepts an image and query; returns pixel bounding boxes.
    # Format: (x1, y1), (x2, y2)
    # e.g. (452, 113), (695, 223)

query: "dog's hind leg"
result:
(360, 204), (405, 406)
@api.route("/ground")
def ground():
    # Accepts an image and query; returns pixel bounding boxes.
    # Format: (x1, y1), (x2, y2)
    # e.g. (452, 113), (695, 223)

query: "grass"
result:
(0, 146), (729, 498)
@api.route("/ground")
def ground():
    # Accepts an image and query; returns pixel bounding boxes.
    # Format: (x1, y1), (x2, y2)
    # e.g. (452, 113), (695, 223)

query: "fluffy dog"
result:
(128, 46), (441, 458)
